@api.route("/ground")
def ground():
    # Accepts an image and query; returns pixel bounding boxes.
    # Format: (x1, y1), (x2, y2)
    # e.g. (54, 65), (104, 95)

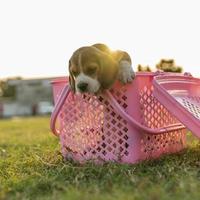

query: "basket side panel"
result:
(140, 129), (186, 160)
(58, 90), (133, 163)
(136, 76), (186, 159)
(121, 74), (187, 161)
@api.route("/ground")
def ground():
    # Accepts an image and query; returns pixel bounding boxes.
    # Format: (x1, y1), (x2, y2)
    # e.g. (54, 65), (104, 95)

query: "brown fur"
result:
(68, 43), (132, 93)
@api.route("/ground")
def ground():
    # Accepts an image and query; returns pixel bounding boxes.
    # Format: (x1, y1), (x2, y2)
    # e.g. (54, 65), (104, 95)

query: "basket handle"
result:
(50, 85), (71, 136)
(105, 90), (185, 135)
(50, 84), (185, 136)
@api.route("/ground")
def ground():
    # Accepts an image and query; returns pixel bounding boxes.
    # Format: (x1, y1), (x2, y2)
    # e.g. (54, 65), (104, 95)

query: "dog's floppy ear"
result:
(98, 53), (119, 90)
(68, 60), (76, 92)
(92, 43), (111, 54)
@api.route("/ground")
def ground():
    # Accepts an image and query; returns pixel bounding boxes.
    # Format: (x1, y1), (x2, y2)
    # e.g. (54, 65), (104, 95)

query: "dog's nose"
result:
(77, 82), (88, 92)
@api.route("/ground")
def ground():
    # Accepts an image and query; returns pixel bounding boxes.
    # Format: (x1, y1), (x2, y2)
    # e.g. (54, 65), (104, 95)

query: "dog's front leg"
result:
(118, 60), (135, 84)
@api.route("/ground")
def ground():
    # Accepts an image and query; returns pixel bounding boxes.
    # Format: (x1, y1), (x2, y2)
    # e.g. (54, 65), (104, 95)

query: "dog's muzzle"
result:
(77, 82), (88, 92)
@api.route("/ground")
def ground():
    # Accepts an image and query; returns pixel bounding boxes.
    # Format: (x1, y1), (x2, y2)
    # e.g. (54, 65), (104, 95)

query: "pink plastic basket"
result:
(50, 72), (188, 164)
(153, 74), (200, 138)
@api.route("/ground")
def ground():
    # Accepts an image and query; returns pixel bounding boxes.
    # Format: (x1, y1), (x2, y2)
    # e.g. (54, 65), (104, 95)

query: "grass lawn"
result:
(1, 117), (200, 200)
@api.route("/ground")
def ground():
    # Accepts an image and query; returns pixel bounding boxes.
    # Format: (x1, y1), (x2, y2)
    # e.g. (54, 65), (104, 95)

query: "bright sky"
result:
(0, 0), (200, 79)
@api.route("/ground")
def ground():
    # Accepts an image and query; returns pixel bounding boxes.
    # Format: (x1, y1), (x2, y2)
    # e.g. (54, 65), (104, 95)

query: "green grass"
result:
(1, 117), (200, 200)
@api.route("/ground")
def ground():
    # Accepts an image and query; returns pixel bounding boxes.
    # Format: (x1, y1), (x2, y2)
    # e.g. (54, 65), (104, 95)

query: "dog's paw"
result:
(118, 61), (135, 84)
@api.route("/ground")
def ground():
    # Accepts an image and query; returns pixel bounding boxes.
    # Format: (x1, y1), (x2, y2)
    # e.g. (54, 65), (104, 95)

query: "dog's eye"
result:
(87, 66), (97, 75)
(72, 70), (79, 77)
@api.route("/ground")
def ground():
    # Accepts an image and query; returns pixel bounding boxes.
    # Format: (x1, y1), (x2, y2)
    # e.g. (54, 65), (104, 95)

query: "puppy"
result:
(68, 43), (135, 94)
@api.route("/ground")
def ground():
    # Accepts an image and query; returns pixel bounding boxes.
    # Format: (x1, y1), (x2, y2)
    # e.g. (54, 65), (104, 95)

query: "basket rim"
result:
(50, 72), (172, 85)
(51, 76), (69, 84)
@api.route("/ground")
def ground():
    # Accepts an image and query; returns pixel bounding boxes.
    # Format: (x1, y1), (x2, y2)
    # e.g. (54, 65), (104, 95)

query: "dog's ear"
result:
(98, 53), (119, 90)
(92, 43), (111, 54)
(112, 50), (132, 64)
(68, 60), (76, 92)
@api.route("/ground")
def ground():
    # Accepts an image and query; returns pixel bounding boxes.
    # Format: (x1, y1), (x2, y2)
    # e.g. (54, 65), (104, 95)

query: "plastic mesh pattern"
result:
(141, 130), (186, 156)
(59, 94), (104, 155)
(140, 85), (179, 128)
(59, 87), (130, 162)
(140, 85), (186, 156)
(179, 97), (200, 119)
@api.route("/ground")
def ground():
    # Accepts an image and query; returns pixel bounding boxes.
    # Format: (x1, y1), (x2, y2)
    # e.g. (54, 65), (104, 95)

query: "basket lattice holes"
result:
(140, 85), (186, 156)
(59, 86), (129, 161)
(180, 96), (200, 119)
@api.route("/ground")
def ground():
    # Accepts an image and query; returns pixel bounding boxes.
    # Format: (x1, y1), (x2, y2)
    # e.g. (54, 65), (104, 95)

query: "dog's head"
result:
(68, 45), (118, 94)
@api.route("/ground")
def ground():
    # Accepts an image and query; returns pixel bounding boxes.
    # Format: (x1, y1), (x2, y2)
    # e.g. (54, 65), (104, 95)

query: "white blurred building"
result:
(0, 77), (57, 118)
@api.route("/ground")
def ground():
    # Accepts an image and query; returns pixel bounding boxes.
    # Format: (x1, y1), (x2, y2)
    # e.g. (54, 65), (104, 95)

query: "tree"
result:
(0, 80), (6, 97)
(137, 64), (152, 72)
(156, 59), (183, 73)
(0, 77), (21, 99)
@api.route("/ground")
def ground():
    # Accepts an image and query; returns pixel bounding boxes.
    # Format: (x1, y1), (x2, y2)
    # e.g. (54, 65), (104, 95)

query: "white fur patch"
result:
(75, 73), (100, 93)
(118, 60), (135, 84)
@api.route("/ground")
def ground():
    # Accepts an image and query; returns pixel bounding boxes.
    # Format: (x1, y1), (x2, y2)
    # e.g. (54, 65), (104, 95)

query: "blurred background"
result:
(0, 0), (199, 118)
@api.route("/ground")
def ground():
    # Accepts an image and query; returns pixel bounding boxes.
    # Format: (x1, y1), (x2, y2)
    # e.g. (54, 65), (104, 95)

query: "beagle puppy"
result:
(69, 43), (135, 94)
